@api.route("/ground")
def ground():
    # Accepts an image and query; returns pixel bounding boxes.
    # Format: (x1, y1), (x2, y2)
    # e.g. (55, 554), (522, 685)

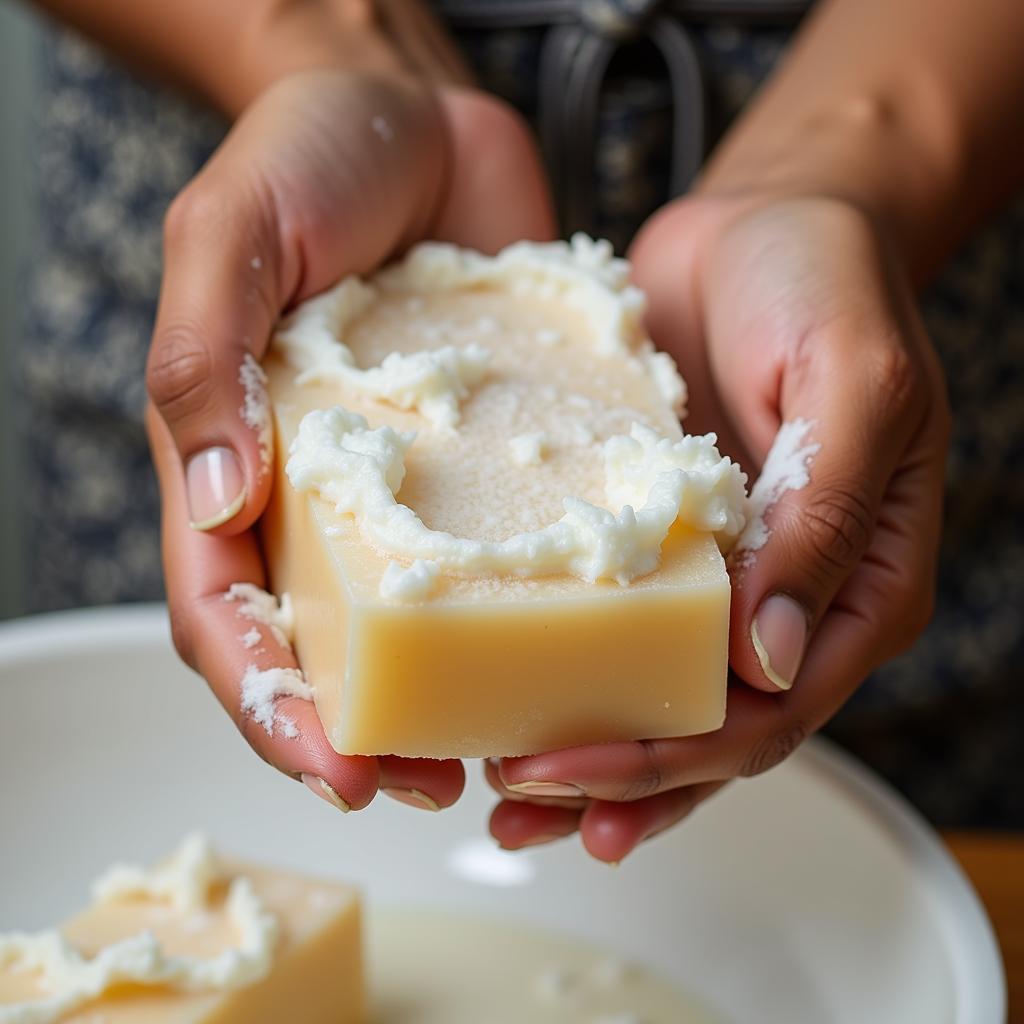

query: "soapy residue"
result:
(303, 344), (492, 430)
(378, 234), (685, 415)
(379, 559), (441, 603)
(240, 628), (261, 649)
(94, 833), (220, 913)
(734, 418), (820, 565)
(287, 408), (747, 586)
(224, 583), (294, 650)
(239, 666), (314, 737)
(377, 235), (643, 357)
(239, 353), (273, 472)
(275, 275), (491, 429)
(0, 836), (278, 1024)
(274, 235), (687, 423)
(508, 431), (549, 466)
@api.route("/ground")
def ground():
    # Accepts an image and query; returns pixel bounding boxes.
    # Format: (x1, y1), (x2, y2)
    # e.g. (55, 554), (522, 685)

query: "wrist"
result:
(697, 85), (966, 285)
(221, 0), (408, 117)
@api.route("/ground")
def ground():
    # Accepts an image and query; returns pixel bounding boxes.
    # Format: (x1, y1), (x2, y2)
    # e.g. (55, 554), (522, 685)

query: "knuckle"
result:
(146, 325), (216, 423)
(740, 720), (808, 778)
(616, 741), (664, 802)
(801, 484), (875, 577)
(163, 185), (222, 248)
(865, 344), (919, 420)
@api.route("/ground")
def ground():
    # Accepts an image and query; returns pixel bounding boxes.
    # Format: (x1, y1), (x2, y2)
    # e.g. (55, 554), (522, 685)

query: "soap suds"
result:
(93, 833), (219, 913)
(275, 235), (686, 421)
(224, 583), (294, 650)
(570, 423), (596, 447)
(0, 837), (279, 1024)
(250, 256), (262, 271)
(508, 431), (549, 466)
(239, 353), (273, 472)
(305, 344), (492, 430)
(734, 418), (820, 565)
(239, 665), (313, 737)
(240, 628), (261, 649)
(287, 408), (748, 587)
(535, 327), (563, 347)
(379, 559), (440, 603)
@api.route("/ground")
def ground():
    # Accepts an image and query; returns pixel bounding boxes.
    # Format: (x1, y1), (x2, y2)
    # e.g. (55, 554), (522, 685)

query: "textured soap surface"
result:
(263, 259), (733, 758)
(0, 861), (364, 1024)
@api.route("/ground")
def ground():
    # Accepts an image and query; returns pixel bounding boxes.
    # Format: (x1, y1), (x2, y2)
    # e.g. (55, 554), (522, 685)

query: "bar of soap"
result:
(263, 236), (748, 758)
(0, 837), (364, 1024)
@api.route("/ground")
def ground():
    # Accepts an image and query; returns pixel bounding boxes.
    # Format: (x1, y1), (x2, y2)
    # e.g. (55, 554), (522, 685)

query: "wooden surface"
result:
(944, 831), (1024, 1023)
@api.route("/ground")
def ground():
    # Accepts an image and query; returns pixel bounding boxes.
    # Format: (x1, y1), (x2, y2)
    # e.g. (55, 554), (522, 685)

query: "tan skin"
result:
(32, 0), (1024, 850)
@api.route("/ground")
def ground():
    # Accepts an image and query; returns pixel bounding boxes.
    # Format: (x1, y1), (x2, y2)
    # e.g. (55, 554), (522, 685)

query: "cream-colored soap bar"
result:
(0, 838), (364, 1024)
(263, 237), (745, 758)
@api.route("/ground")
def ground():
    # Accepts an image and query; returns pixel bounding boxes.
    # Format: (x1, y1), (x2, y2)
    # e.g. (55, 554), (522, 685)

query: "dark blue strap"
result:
(434, 0), (811, 233)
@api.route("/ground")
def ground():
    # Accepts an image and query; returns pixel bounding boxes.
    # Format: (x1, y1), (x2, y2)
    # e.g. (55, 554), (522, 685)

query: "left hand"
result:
(146, 68), (555, 816)
(487, 192), (951, 862)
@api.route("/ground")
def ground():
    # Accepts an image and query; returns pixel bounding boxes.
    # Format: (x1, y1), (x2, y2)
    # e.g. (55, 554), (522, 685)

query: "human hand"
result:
(487, 193), (950, 861)
(147, 66), (555, 813)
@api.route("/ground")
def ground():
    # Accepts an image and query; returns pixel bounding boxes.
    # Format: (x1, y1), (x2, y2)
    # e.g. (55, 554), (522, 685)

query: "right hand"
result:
(146, 68), (555, 813)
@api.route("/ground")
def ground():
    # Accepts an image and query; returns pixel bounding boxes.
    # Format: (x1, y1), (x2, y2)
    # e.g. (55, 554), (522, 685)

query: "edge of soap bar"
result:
(54, 859), (365, 1024)
(264, 447), (730, 758)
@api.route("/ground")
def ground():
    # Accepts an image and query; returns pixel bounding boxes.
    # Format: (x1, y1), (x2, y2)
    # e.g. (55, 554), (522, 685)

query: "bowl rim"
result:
(0, 603), (1007, 1023)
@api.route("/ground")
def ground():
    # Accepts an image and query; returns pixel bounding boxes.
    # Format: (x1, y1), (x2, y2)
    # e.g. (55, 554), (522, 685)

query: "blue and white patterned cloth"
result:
(13, 7), (1024, 826)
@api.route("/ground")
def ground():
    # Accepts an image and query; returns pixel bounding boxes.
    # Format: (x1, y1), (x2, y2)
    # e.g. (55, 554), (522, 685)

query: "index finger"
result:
(148, 404), (384, 808)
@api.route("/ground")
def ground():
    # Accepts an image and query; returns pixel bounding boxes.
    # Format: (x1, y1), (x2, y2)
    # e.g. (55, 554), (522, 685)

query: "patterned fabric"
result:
(14, 10), (1024, 826)
(16, 31), (226, 610)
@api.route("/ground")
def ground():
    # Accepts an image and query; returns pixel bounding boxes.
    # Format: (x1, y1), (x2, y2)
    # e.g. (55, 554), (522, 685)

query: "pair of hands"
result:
(146, 66), (949, 862)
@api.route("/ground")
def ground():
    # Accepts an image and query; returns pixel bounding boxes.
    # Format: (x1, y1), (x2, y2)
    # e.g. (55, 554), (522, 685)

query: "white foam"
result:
(240, 628), (261, 650)
(287, 409), (747, 588)
(239, 666), (313, 737)
(735, 418), (820, 564)
(508, 431), (549, 466)
(238, 353), (272, 473)
(224, 584), (294, 650)
(379, 559), (441, 603)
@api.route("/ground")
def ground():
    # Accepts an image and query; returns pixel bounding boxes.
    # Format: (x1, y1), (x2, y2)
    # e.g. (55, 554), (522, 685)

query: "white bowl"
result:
(0, 605), (1005, 1023)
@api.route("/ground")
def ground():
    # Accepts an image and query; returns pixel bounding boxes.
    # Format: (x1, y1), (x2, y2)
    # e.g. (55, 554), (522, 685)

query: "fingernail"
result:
(514, 833), (567, 849)
(186, 446), (246, 530)
(751, 594), (808, 691)
(382, 787), (440, 812)
(505, 781), (586, 798)
(301, 774), (351, 813)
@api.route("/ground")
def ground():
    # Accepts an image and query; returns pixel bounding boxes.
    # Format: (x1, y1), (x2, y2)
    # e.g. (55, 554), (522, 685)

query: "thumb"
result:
(146, 172), (295, 534)
(728, 334), (924, 693)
